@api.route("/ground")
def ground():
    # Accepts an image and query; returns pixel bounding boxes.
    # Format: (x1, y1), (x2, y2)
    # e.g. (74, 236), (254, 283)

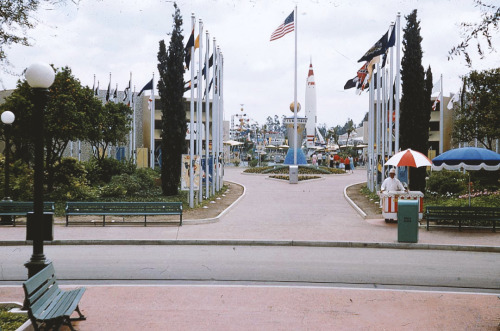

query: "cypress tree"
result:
(400, 9), (428, 191)
(157, 3), (187, 196)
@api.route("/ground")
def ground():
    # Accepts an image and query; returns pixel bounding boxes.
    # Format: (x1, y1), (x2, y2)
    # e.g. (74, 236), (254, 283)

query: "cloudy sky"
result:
(2, 0), (498, 128)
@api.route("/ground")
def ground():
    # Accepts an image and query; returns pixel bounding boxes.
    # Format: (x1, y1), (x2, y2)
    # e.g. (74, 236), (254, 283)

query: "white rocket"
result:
(305, 61), (317, 147)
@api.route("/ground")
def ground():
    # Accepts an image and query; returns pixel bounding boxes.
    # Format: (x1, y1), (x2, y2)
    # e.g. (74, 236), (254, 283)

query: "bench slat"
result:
(65, 201), (183, 226)
(425, 206), (499, 231)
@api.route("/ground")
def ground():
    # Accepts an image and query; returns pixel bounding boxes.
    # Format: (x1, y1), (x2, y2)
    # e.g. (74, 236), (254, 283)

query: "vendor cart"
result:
(379, 190), (424, 221)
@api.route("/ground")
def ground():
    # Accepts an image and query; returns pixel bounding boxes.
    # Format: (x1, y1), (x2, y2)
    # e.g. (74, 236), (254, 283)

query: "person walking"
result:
(344, 156), (351, 173)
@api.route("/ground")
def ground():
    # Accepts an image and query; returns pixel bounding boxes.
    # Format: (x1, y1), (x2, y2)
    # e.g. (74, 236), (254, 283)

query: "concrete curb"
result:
(181, 180), (247, 224)
(344, 181), (368, 218)
(1, 239), (498, 253)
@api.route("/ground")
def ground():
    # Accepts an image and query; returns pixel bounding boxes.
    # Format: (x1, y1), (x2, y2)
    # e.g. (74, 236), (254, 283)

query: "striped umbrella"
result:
(385, 149), (432, 168)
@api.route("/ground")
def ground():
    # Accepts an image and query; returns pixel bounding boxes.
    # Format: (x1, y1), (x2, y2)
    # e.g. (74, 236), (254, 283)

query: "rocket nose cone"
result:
(308, 64), (314, 77)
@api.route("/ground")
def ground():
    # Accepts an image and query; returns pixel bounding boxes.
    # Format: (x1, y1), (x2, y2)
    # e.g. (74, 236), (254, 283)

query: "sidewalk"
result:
(1, 167), (499, 330)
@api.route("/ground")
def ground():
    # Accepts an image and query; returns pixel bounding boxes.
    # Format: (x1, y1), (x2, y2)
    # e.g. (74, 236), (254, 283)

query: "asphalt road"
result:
(1, 245), (499, 292)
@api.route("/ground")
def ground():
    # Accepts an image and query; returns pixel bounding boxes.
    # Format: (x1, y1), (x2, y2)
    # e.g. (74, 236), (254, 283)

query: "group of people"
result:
(310, 152), (357, 173)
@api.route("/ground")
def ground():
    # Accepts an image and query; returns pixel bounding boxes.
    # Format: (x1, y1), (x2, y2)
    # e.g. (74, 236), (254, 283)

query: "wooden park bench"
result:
(23, 263), (86, 331)
(424, 206), (500, 232)
(65, 201), (183, 226)
(0, 201), (55, 226)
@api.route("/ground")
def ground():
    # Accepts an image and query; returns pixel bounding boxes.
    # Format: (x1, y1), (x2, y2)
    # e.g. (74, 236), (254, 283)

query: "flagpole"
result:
(189, 13), (195, 208)
(150, 72), (155, 169)
(205, 30), (210, 199)
(197, 19), (203, 203)
(128, 72), (133, 160)
(376, 63), (381, 189)
(395, 12), (401, 154)
(293, 5), (298, 165)
(389, 23), (394, 157)
(212, 37), (217, 196)
(132, 84), (136, 164)
(368, 75), (375, 191)
(220, 51), (224, 189)
(439, 73), (444, 154)
(381, 65), (386, 184)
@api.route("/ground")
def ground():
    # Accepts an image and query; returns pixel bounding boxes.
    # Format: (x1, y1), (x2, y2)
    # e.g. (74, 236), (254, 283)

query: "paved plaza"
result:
(1, 167), (499, 330)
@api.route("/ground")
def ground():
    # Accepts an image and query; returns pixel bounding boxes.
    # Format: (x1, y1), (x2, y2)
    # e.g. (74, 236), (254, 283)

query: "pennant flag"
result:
(447, 92), (460, 109)
(201, 54), (214, 78)
(184, 80), (198, 92)
(123, 79), (131, 102)
(184, 28), (195, 70)
(138, 78), (153, 96)
(270, 11), (294, 41)
(344, 77), (358, 90)
(358, 29), (391, 63)
(105, 80), (111, 102)
(195, 34), (200, 49)
(94, 81), (99, 96)
(381, 25), (396, 68)
(432, 93), (441, 111)
(112, 84), (118, 101)
(361, 56), (380, 91)
(432, 77), (441, 94)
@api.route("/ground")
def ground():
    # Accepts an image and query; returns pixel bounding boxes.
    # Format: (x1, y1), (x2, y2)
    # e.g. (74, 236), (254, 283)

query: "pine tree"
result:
(400, 9), (428, 191)
(157, 3), (187, 196)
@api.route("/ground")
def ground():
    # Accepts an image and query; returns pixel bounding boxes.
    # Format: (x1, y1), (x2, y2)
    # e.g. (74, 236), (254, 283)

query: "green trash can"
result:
(397, 200), (419, 243)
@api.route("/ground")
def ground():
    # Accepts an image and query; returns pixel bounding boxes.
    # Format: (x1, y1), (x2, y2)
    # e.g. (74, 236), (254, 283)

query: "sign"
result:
(181, 154), (201, 190)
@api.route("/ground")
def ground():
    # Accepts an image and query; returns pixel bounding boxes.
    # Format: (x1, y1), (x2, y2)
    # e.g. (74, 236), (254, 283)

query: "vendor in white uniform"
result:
(381, 168), (406, 192)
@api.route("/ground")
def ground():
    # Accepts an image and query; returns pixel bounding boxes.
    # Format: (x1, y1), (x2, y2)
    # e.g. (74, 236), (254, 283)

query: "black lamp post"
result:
(1, 111), (15, 225)
(24, 63), (55, 278)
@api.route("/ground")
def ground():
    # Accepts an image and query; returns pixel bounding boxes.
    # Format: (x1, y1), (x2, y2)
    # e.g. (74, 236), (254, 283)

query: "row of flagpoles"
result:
(86, 13), (225, 208)
(344, 14), (401, 192)
(185, 14), (224, 207)
(345, 13), (458, 192)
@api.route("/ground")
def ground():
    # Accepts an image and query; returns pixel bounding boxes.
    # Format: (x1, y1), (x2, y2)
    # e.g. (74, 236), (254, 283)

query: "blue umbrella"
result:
(432, 147), (500, 171)
(432, 147), (500, 206)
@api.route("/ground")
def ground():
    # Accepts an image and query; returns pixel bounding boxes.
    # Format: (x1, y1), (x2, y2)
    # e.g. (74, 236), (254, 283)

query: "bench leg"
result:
(145, 215), (147, 226)
(180, 214), (182, 226)
(71, 305), (87, 321)
(66, 215), (69, 227)
(103, 215), (106, 226)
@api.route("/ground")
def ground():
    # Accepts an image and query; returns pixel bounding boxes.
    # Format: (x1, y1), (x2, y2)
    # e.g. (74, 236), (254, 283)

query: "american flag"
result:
(270, 11), (294, 41)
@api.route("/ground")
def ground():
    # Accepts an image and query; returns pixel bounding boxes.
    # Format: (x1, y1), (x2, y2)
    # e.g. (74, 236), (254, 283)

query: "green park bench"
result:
(424, 206), (500, 232)
(65, 201), (183, 226)
(0, 201), (55, 226)
(23, 263), (86, 331)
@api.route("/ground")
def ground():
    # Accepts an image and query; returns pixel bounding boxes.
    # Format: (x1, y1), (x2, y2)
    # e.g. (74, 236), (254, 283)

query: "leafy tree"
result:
(327, 125), (342, 146)
(0, 66), (105, 191)
(449, 1), (499, 67)
(157, 2), (186, 196)
(452, 68), (500, 149)
(400, 9), (428, 191)
(344, 118), (356, 144)
(85, 101), (133, 163)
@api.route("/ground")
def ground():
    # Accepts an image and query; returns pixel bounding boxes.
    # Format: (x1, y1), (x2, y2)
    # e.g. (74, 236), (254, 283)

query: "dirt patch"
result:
(183, 181), (244, 220)
(346, 183), (382, 218)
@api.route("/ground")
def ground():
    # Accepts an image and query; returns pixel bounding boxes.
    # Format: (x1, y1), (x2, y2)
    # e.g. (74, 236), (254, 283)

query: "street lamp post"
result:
(24, 63), (55, 278)
(1, 111), (15, 225)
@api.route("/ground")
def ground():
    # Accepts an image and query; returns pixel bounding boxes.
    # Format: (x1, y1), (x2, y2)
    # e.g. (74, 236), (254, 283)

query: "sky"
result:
(1, 0), (499, 129)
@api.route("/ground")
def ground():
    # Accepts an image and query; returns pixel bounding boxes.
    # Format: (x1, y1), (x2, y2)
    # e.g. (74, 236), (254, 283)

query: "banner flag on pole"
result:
(447, 91), (460, 109)
(432, 77), (442, 94)
(185, 28), (195, 70)
(358, 29), (391, 63)
(138, 78), (153, 96)
(270, 11), (294, 41)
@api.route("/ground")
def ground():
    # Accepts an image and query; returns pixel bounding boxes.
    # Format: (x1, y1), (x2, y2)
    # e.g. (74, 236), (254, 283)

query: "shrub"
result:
(49, 158), (97, 201)
(85, 158), (136, 185)
(249, 159), (259, 167)
(426, 170), (468, 196)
